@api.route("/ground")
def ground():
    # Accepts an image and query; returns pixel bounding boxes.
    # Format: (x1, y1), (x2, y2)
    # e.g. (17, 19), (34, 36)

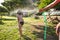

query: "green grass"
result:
(0, 16), (40, 40)
(0, 16), (19, 40)
(0, 16), (58, 40)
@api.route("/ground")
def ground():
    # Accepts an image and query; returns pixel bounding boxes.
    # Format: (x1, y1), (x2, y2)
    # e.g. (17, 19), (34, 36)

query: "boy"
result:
(17, 10), (24, 36)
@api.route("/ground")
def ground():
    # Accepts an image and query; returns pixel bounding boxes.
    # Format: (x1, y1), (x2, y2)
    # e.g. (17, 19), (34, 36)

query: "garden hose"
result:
(42, 12), (48, 40)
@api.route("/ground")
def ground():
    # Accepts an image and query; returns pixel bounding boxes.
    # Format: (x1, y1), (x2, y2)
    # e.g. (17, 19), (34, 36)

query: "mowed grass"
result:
(0, 16), (44, 40)
(0, 16), (57, 40)
(0, 16), (19, 40)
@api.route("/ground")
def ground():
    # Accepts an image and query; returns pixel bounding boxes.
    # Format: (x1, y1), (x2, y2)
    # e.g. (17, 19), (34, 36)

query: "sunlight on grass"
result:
(2, 16), (17, 19)
(0, 16), (57, 40)
(24, 17), (44, 25)
(0, 17), (39, 40)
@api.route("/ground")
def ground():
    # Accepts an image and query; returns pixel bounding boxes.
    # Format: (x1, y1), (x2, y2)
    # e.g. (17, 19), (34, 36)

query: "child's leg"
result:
(59, 32), (60, 40)
(19, 24), (22, 36)
(18, 22), (24, 37)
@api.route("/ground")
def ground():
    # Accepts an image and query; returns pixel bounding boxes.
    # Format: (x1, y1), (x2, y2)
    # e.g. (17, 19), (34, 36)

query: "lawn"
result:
(0, 16), (42, 40)
(0, 16), (58, 40)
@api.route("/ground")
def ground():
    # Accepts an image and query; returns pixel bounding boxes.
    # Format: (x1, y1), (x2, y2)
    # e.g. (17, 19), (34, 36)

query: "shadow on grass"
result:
(32, 31), (44, 39)
(2, 18), (16, 21)
(22, 35), (31, 40)
(17, 35), (31, 40)
(32, 24), (58, 40)
(0, 21), (4, 25)
(32, 25), (44, 30)
(32, 25), (44, 40)
(47, 26), (58, 40)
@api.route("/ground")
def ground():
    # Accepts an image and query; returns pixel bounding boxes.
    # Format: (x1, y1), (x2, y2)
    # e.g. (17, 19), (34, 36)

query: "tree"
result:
(38, 0), (54, 9)
(2, 0), (33, 11)
(0, 6), (8, 23)
(2, 1), (17, 11)
(54, 3), (60, 10)
(38, 0), (60, 10)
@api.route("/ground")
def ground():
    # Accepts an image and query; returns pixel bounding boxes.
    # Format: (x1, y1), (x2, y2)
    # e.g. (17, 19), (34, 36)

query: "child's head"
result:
(17, 10), (23, 15)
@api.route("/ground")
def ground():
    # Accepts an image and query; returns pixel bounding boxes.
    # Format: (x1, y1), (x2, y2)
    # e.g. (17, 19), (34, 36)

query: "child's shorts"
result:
(20, 21), (24, 25)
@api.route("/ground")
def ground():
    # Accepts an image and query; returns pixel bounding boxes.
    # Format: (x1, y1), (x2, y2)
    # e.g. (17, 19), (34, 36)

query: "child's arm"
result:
(56, 23), (60, 35)
(39, 0), (59, 12)
(17, 14), (20, 22)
